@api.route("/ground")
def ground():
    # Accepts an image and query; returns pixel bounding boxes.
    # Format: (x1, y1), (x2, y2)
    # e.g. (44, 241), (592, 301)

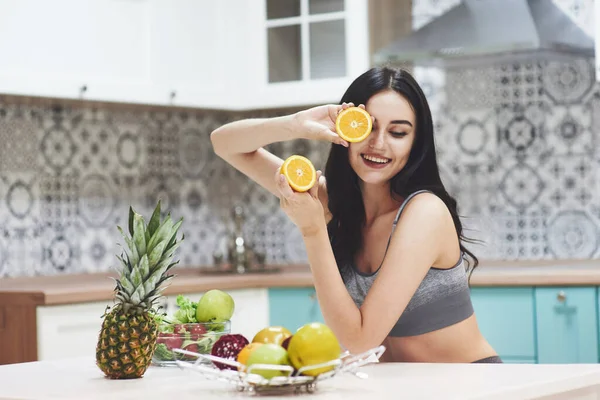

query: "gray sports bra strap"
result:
(392, 190), (434, 227)
(381, 190), (434, 258)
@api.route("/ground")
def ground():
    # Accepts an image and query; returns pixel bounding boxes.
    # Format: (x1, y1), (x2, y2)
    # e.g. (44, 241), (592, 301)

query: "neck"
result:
(359, 180), (402, 226)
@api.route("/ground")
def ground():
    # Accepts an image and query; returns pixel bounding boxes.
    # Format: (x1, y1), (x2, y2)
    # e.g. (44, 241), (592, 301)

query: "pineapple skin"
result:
(96, 306), (158, 379)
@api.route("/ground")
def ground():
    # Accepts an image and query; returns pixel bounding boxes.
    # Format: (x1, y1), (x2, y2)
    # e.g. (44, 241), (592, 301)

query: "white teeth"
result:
(362, 154), (390, 164)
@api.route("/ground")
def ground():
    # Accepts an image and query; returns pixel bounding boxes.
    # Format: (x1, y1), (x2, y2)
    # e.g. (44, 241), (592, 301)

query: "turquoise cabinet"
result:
(269, 285), (600, 364)
(268, 288), (324, 332)
(470, 287), (536, 363)
(535, 287), (598, 364)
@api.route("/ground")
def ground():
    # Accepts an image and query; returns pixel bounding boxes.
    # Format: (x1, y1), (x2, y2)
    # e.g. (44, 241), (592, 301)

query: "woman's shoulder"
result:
(396, 190), (450, 226)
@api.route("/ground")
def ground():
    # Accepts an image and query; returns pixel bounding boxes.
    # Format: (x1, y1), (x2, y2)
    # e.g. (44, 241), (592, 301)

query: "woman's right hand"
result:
(293, 102), (364, 147)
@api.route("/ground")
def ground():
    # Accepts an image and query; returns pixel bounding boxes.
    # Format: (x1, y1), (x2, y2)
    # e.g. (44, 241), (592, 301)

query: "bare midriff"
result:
(379, 314), (497, 363)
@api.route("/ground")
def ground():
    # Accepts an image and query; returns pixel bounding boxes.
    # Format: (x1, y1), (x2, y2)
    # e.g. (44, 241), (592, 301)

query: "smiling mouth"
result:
(361, 154), (391, 164)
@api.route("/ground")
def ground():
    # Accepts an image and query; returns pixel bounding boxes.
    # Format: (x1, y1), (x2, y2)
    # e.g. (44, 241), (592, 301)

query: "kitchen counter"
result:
(1, 357), (600, 400)
(0, 265), (313, 306)
(469, 259), (600, 286)
(2, 260), (599, 366)
(1, 260), (599, 307)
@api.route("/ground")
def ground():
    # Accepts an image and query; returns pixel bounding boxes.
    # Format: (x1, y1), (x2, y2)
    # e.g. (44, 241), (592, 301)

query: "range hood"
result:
(374, 0), (595, 67)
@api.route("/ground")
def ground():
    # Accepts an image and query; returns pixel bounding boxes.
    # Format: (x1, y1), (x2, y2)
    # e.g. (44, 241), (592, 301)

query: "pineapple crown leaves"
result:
(112, 200), (184, 313)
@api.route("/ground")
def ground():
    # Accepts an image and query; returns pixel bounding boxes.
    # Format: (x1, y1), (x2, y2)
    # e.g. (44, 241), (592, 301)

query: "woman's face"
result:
(348, 90), (416, 186)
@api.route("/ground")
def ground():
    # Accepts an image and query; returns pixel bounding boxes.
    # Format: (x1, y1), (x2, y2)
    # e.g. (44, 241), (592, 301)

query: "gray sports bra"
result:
(339, 190), (474, 337)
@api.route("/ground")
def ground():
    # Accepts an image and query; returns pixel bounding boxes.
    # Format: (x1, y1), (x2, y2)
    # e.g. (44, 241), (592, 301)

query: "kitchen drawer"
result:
(36, 301), (110, 361)
(536, 287), (598, 364)
(470, 287), (536, 361)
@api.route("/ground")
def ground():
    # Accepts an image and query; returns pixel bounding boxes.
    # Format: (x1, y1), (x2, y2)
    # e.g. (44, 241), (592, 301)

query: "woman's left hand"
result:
(275, 168), (326, 237)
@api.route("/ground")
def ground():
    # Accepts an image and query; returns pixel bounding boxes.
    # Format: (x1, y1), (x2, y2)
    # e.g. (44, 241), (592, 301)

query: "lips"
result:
(361, 154), (391, 164)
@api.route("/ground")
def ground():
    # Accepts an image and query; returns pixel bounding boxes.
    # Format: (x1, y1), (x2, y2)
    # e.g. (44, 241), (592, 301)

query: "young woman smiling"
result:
(210, 67), (500, 363)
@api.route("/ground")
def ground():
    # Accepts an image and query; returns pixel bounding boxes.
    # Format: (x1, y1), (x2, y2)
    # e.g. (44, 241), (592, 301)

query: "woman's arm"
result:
(276, 176), (451, 353)
(310, 193), (450, 353)
(210, 105), (348, 197)
(211, 115), (299, 197)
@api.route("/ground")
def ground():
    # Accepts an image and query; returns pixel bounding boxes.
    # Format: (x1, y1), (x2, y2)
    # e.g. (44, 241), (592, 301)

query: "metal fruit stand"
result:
(174, 345), (386, 394)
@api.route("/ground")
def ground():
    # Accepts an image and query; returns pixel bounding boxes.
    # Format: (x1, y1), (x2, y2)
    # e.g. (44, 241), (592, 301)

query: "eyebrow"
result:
(390, 120), (413, 127)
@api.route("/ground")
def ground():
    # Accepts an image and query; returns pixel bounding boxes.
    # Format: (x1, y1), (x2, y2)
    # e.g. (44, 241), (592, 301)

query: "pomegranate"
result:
(210, 334), (249, 370)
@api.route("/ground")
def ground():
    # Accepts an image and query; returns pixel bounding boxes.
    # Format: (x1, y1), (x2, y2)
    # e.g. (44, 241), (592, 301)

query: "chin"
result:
(356, 171), (395, 186)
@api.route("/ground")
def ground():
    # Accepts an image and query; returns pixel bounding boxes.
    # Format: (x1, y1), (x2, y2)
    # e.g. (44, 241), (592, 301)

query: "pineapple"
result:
(96, 200), (183, 379)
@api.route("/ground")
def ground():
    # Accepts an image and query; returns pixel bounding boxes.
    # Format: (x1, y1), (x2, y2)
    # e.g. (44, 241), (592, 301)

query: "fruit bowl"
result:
(152, 320), (231, 367)
(173, 345), (385, 394)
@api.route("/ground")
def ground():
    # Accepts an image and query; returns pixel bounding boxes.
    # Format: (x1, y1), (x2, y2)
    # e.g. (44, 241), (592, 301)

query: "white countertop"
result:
(1, 358), (600, 400)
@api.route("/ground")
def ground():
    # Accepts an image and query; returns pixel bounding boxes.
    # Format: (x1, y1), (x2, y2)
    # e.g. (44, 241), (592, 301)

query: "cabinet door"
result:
(36, 301), (110, 361)
(237, 0), (370, 110)
(470, 287), (536, 363)
(536, 287), (598, 364)
(174, 289), (269, 341)
(149, 0), (231, 109)
(268, 287), (324, 332)
(227, 289), (270, 340)
(0, 0), (159, 105)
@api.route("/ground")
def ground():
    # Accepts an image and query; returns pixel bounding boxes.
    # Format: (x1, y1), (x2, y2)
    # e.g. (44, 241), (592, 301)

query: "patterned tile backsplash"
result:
(412, 0), (599, 261)
(0, 102), (333, 277)
(0, 0), (598, 277)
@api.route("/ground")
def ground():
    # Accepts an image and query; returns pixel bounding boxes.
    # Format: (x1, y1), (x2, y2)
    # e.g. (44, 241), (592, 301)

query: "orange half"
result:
(335, 107), (373, 142)
(280, 155), (317, 193)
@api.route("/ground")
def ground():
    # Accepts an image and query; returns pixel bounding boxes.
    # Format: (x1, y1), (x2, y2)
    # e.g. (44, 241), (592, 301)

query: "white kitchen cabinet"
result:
(232, 0), (370, 109)
(149, 1), (234, 109)
(0, 0), (163, 105)
(0, 0), (226, 108)
(35, 289), (268, 361)
(36, 301), (109, 361)
(0, 0), (369, 110)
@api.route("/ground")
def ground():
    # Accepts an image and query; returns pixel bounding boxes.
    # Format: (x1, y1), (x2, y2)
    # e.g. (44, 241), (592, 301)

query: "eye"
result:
(390, 131), (407, 137)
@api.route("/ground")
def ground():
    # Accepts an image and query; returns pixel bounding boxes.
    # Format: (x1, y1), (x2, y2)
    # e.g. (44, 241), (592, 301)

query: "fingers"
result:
(325, 128), (348, 147)
(308, 171), (322, 199)
(337, 102), (367, 114)
(275, 170), (295, 200)
(337, 102), (354, 114)
(327, 129), (348, 147)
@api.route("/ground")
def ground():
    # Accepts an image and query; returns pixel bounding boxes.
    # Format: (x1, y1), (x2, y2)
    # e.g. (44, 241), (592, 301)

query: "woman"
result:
(210, 67), (500, 363)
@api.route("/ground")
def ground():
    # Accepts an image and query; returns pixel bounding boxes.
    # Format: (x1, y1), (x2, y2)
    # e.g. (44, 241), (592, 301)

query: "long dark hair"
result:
(325, 66), (479, 274)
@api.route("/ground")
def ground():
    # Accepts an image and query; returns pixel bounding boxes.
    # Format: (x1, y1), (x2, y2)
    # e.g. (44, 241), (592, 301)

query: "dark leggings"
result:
(473, 355), (503, 363)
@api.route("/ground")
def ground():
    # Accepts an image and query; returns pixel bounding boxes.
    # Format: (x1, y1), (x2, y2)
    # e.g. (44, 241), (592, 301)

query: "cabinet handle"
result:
(557, 291), (567, 303)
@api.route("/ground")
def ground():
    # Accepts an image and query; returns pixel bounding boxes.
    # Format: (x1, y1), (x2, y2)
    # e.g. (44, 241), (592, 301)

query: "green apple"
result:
(196, 289), (235, 323)
(246, 343), (291, 379)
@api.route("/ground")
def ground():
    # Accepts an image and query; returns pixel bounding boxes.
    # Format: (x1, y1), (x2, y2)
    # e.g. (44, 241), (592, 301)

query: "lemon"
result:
(287, 322), (341, 376)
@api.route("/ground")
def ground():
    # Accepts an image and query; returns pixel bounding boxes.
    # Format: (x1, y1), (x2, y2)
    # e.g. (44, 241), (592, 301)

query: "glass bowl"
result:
(152, 320), (231, 367)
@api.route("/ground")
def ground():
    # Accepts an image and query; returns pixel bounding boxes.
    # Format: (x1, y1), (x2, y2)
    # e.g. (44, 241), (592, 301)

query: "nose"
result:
(367, 126), (386, 149)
